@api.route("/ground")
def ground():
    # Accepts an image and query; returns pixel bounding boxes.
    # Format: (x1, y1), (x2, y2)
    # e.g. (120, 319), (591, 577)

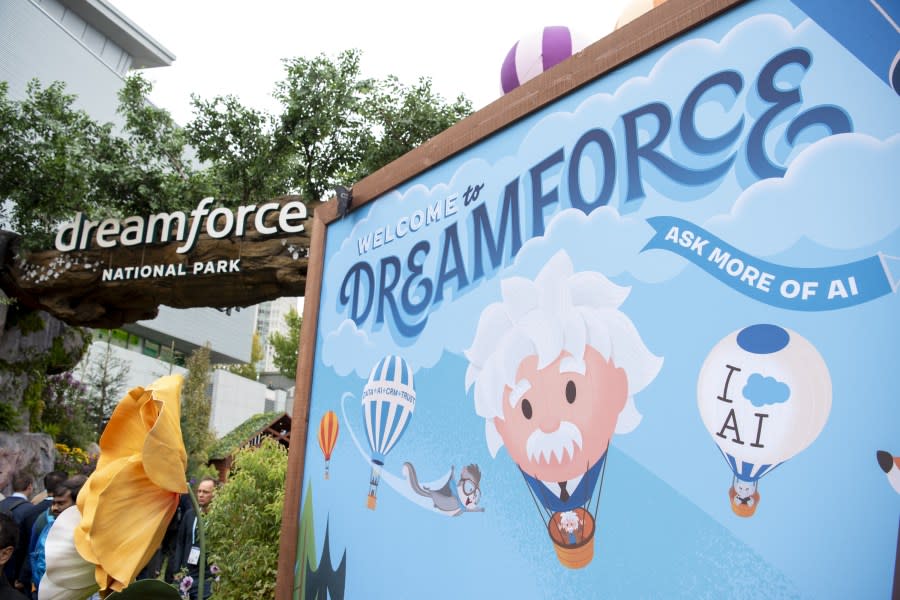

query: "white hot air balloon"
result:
(697, 324), (832, 516)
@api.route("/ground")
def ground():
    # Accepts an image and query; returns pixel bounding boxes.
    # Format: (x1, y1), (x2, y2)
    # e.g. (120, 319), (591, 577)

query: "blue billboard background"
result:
(296, 1), (900, 598)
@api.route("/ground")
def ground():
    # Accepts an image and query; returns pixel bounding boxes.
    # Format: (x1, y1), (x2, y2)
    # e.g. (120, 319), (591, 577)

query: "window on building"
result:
(143, 340), (160, 358)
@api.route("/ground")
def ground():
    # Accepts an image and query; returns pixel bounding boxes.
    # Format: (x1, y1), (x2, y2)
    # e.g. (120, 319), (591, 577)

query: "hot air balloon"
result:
(362, 355), (416, 510)
(615, 0), (668, 30)
(697, 324), (832, 517)
(500, 26), (592, 95)
(318, 410), (339, 479)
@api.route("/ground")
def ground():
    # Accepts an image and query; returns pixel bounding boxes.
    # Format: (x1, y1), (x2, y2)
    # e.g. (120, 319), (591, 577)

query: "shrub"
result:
(204, 438), (287, 599)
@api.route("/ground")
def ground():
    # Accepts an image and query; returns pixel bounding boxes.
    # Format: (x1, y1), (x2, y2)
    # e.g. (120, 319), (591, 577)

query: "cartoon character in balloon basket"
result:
(465, 250), (663, 568)
(557, 510), (584, 546)
(697, 324), (832, 517)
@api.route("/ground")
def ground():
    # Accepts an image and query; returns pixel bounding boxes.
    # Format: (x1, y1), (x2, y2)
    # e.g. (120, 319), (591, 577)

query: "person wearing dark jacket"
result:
(0, 473), (39, 595)
(0, 513), (27, 600)
(17, 471), (65, 599)
(173, 478), (217, 600)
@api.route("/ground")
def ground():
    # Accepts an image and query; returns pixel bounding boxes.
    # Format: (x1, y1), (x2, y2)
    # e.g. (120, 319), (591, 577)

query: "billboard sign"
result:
(281, 0), (900, 597)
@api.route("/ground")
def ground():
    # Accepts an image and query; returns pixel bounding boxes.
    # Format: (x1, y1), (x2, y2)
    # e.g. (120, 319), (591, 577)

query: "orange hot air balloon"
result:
(318, 410), (339, 479)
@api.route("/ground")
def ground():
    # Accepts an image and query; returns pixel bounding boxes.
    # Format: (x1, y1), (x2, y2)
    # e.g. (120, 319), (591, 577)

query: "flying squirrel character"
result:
(403, 462), (485, 516)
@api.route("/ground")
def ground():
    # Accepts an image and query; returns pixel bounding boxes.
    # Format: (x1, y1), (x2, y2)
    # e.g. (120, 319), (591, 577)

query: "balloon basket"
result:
(324, 472), (329, 480)
(548, 508), (596, 569)
(366, 493), (377, 510)
(728, 487), (760, 517)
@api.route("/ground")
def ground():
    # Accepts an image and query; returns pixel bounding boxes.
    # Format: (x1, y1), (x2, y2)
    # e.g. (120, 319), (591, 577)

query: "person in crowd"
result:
(0, 514), (27, 600)
(139, 490), (191, 582)
(28, 477), (84, 597)
(0, 475), (33, 517)
(174, 477), (217, 600)
(17, 471), (66, 598)
(0, 473), (40, 594)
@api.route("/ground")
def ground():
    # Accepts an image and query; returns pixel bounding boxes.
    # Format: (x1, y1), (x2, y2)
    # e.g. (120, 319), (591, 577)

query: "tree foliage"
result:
(112, 75), (211, 215)
(41, 371), (95, 449)
(187, 94), (284, 206)
(274, 49), (374, 204)
(224, 330), (263, 380)
(354, 75), (472, 180)
(205, 437), (287, 600)
(40, 372), (94, 448)
(181, 344), (216, 481)
(269, 307), (301, 379)
(80, 339), (130, 435)
(0, 50), (472, 254)
(0, 49), (471, 435)
(0, 77), (211, 251)
(0, 80), (121, 249)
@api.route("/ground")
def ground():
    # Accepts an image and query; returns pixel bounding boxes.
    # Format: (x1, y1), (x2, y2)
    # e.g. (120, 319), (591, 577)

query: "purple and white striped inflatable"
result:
(500, 26), (590, 94)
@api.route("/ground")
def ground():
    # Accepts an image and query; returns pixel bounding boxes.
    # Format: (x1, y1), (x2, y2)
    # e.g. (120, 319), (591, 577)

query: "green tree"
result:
(205, 438), (287, 600)
(225, 330), (263, 380)
(81, 339), (130, 436)
(268, 307), (301, 379)
(0, 56), (471, 253)
(0, 77), (210, 252)
(272, 49), (473, 204)
(186, 94), (287, 206)
(182, 344), (216, 481)
(40, 371), (94, 449)
(0, 80), (121, 250)
(354, 75), (473, 180)
(274, 49), (375, 204)
(111, 74), (212, 215)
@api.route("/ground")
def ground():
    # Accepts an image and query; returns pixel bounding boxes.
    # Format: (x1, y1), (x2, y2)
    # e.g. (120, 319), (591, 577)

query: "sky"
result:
(109, 0), (637, 125)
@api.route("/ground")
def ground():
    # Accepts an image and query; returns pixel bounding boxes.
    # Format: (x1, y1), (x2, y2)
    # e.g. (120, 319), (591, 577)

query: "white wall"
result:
(2, 0), (130, 123)
(80, 340), (187, 394)
(79, 342), (282, 439)
(209, 369), (281, 437)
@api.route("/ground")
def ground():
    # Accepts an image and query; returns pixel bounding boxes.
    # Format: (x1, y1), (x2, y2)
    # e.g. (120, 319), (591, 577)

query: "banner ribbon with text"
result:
(642, 216), (898, 311)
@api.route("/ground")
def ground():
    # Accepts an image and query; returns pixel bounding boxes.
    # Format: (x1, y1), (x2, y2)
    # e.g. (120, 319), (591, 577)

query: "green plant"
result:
(23, 375), (45, 430)
(181, 345), (215, 482)
(269, 307), (302, 379)
(192, 463), (219, 485)
(40, 371), (94, 449)
(54, 443), (92, 475)
(0, 401), (21, 431)
(205, 438), (287, 600)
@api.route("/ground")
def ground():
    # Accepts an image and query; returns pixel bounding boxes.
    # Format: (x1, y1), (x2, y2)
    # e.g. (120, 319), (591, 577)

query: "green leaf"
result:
(105, 579), (182, 599)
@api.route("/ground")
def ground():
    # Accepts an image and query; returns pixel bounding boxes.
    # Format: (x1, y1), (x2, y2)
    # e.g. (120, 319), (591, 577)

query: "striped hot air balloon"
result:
(362, 355), (416, 509)
(318, 410), (339, 479)
(500, 26), (591, 95)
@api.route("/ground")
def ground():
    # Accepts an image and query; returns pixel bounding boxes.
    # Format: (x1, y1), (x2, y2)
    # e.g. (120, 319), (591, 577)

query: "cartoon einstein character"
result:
(465, 250), (663, 517)
(558, 510), (583, 546)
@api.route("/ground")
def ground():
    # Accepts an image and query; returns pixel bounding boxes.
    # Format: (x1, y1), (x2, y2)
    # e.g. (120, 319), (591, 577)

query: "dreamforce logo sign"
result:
(54, 197), (308, 254)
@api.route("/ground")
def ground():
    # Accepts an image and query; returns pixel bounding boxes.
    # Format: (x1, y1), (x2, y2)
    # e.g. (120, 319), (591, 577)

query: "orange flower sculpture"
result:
(74, 374), (188, 592)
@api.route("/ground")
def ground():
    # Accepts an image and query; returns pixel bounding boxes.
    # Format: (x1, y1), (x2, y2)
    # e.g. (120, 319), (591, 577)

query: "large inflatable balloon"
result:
(616, 0), (668, 30)
(697, 324), (831, 517)
(500, 26), (591, 94)
(362, 354), (416, 509)
(318, 410), (339, 479)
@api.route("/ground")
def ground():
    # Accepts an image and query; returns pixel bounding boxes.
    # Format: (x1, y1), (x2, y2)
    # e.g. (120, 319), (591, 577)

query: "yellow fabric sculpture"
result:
(74, 374), (188, 592)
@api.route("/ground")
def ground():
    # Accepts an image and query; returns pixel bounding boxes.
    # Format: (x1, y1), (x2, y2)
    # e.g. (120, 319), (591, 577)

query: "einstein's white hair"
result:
(464, 250), (663, 457)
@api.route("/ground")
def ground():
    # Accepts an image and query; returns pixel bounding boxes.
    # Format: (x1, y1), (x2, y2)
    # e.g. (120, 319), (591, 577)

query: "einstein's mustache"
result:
(526, 421), (583, 465)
